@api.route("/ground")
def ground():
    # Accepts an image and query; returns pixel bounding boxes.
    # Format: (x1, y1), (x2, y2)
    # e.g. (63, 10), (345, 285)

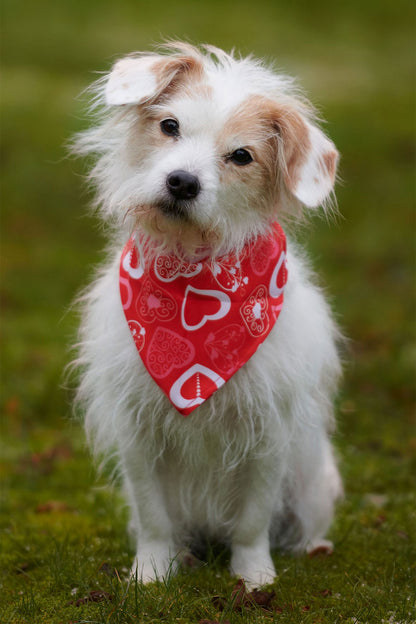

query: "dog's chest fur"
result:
(80, 239), (338, 536)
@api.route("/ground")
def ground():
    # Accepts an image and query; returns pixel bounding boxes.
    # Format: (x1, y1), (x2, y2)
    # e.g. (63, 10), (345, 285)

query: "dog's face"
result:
(84, 44), (338, 255)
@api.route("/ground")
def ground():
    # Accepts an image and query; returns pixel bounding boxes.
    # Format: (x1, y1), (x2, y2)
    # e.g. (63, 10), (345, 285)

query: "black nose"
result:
(166, 170), (200, 200)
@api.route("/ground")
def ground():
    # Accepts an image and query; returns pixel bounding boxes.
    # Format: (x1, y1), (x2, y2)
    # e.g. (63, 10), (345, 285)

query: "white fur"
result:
(74, 43), (343, 588)
(106, 57), (159, 105)
(294, 121), (338, 207)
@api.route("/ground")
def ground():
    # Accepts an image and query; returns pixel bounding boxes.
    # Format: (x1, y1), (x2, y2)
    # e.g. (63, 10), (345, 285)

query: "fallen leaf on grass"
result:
(4, 396), (20, 416)
(230, 578), (246, 609)
(397, 530), (409, 540)
(374, 514), (387, 527)
(211, 595), (227, 610)
(307, 544), (333, 558)
(35, 501), (71, 514)
(247, 588), (276, 609)
(216, 579), (277, 613)
(20, 445), (73, 475)
(15, 562), (30, 574)
(69, 590), (113, 607)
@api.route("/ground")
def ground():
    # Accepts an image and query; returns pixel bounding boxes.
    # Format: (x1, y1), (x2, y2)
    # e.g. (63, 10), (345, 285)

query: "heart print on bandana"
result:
(240, 284), (270, 337)
(169, 364), (225, 412)
(154, 254), (202, 282)
(119, 222), (287, 416)
(204, 324), (247, 375)
(135, 277), (178, 323)
(181, 286), (231, 331)
(147, 327), (195, 379)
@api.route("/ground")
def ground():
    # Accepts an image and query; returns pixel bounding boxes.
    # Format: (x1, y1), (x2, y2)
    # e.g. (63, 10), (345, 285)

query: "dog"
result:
(73, 42), (343, 589)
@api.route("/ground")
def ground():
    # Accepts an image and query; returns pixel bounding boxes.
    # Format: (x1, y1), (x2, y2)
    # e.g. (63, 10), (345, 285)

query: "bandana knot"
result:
(119, 223), (287, 415)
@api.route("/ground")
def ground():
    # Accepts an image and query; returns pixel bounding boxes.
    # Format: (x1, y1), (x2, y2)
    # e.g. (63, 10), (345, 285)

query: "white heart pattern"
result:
(122, 237), (145, 279)
(181, 286), (231, 331)
(154, 255), (202, 282)
(269, 251), (287, 299)
(127, 319), (146, 352)
(169, 364), (225, 413)
(119, 276), (133, 310)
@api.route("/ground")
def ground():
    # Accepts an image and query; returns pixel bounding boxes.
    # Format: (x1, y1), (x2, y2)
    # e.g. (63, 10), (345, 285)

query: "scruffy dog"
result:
(74, 42), (343, 588)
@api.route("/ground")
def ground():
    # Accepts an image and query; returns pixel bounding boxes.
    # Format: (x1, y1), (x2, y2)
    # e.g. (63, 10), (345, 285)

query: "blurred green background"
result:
(1, 0), (415, 621)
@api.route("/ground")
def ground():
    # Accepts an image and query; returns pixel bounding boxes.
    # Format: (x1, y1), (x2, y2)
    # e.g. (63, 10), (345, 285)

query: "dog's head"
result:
(76, 43), (338, 255)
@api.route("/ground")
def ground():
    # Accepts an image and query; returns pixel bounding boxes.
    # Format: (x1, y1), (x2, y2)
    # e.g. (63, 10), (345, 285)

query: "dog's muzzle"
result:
(159, 170), (201, 220)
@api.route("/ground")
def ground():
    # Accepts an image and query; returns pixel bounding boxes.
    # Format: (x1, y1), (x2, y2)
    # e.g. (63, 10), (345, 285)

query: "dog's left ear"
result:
(105, 53), (202, 106)
(277, 111), (338, 208)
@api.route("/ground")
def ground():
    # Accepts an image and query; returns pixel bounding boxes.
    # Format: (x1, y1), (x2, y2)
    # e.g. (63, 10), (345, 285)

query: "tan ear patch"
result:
(220, 95), (311, 193)
(275, 110), (310, 194)
(220, 93), (337, 208)
(105, 52), (205, 107)
(149, 55), (204, 104)
(322, 151), (337, 182)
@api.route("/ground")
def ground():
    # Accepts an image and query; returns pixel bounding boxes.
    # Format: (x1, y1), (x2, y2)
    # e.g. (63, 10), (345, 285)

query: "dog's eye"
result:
(160, 118), (180, 137)
(228, 149), (253, 166)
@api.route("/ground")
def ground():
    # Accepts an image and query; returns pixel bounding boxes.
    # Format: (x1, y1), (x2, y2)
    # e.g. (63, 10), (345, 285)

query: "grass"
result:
(1, 0), (415, 622)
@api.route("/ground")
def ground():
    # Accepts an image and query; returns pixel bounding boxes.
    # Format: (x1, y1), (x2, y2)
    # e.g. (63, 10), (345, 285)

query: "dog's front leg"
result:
(230, 457), (280, 589)
(122, 447), (176, 583)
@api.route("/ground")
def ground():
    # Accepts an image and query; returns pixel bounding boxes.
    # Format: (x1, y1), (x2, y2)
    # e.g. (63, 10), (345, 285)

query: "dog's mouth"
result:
(127, 200), (220, 259)
(157, 199), (191, 222)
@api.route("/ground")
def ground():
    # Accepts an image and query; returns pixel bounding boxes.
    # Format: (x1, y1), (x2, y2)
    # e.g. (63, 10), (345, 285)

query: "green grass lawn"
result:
(1, 0), (415, 622)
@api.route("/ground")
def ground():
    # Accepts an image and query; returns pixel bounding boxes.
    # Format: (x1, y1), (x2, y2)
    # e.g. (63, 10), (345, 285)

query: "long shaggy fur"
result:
(73, 42), (343, 588)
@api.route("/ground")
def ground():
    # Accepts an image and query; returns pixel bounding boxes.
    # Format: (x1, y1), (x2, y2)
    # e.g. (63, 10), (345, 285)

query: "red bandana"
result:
(119, 223), (287, 416)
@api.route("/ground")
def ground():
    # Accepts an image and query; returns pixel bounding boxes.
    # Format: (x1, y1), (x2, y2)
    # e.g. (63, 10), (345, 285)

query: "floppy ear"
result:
(278, 111), (338, 208)
(105, 54), (202, 106)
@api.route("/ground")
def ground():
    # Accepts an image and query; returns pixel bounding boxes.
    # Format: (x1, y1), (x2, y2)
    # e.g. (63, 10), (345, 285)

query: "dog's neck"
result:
(177, 243), (232, 264)
(134, 223), (278, 266)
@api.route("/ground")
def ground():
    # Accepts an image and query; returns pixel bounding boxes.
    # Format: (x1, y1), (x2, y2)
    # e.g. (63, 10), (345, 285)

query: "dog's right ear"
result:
(105, 54), (202, 106)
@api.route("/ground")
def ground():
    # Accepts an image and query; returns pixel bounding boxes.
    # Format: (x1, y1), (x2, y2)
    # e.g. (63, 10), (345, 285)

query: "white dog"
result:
(74, 42), (343, 588)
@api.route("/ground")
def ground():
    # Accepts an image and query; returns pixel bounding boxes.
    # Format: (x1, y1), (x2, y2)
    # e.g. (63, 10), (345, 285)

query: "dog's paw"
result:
(306, 538), (334, 557)
(129, 558), (165, 584)
(240, 570), (276, 592)
(130, 542), (177, 583)
(230, 545), (276, 589)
